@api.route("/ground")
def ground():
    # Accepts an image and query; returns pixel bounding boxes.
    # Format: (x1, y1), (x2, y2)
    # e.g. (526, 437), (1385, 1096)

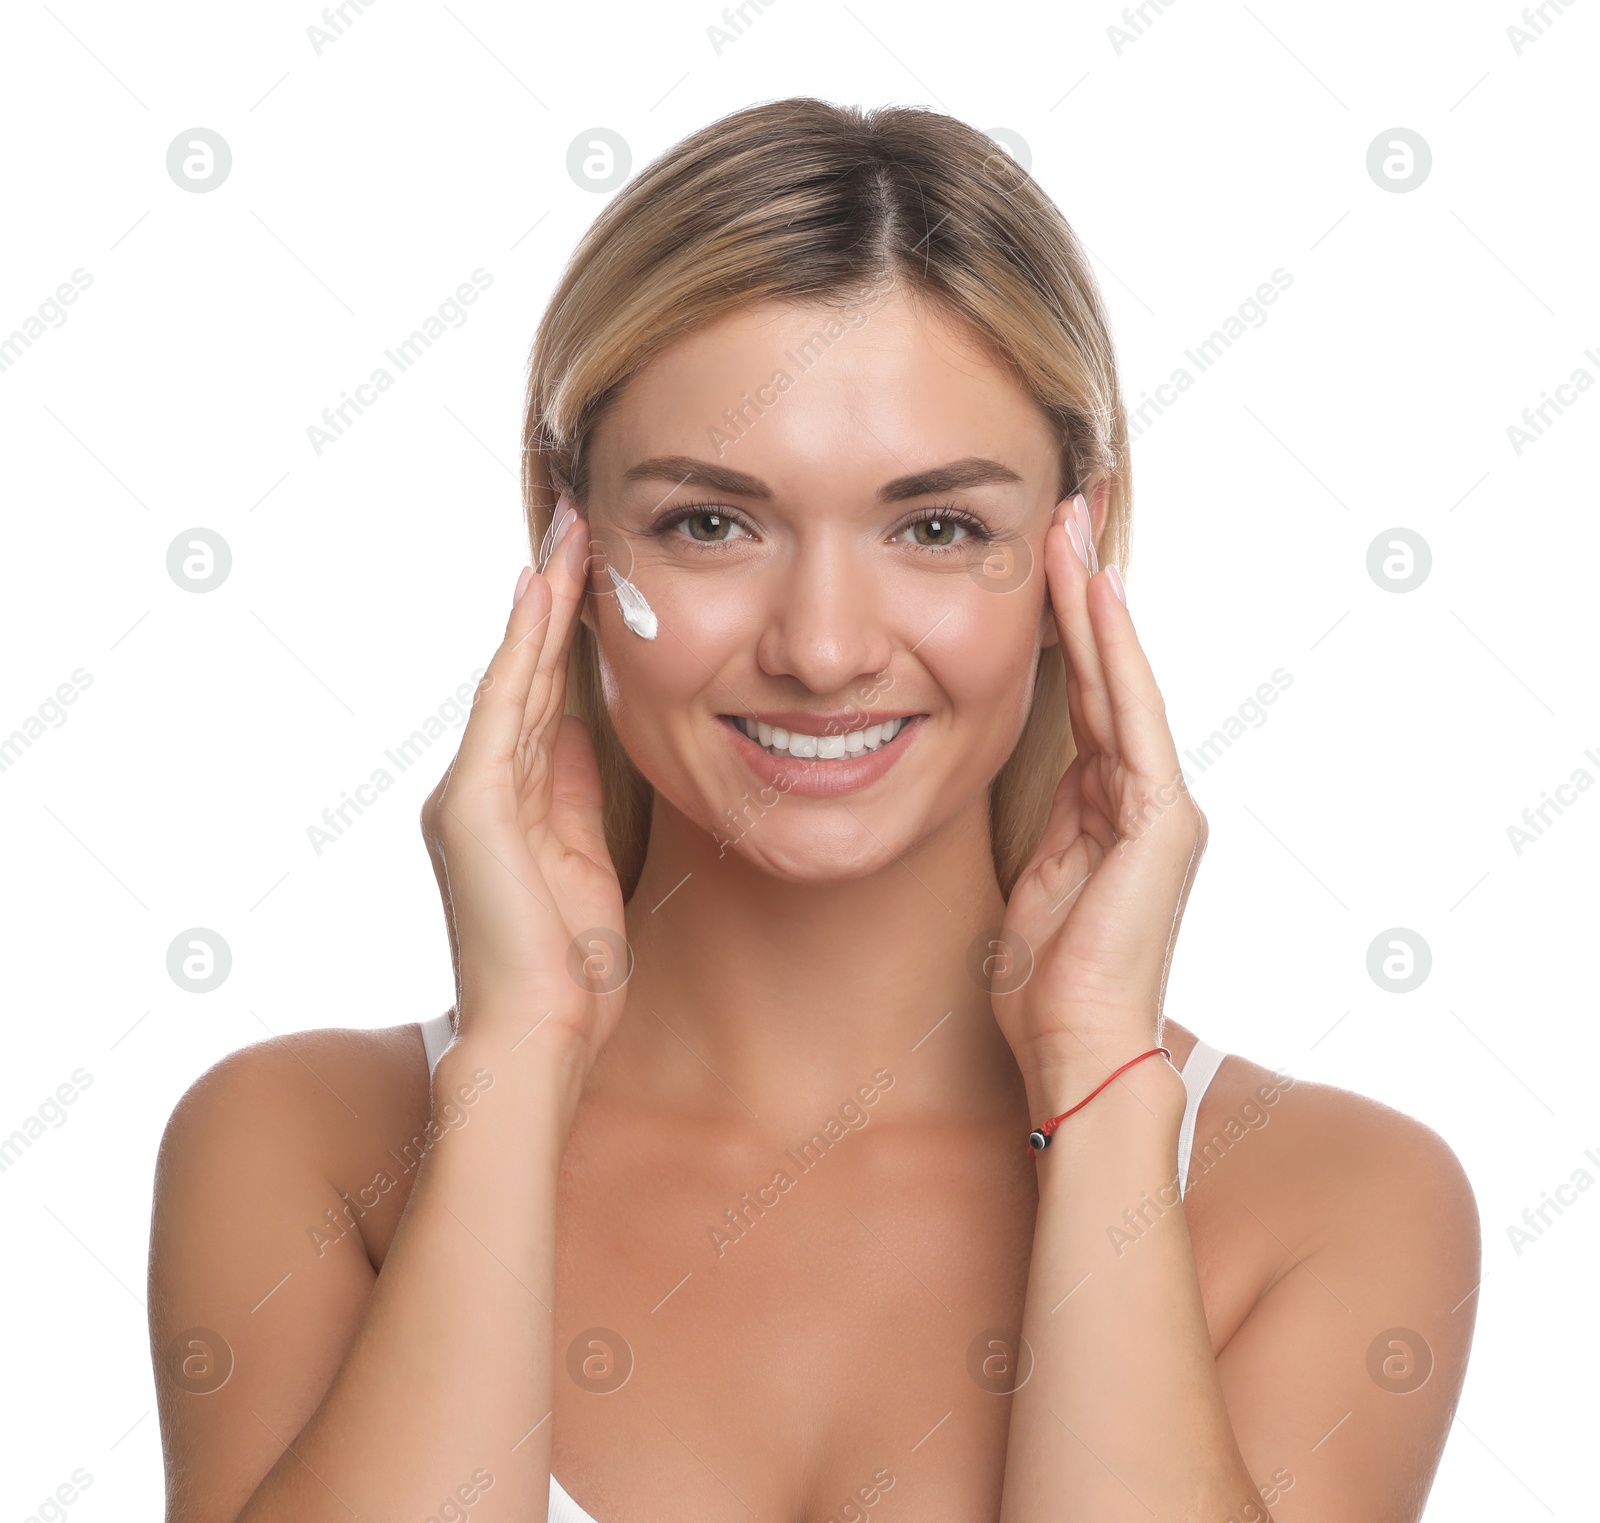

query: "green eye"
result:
(906, 517), (965, 547)
(673, 510), (748, 543)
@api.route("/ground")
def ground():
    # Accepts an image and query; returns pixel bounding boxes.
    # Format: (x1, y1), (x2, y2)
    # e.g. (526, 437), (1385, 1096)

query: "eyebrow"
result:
(621, 454), (1026, 507)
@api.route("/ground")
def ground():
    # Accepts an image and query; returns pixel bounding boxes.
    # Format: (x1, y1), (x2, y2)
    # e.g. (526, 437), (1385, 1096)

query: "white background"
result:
(1, 0), (1595, 1517)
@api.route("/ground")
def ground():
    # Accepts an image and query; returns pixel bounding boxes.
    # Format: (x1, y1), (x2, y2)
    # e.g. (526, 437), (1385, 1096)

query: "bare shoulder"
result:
(1211, 1048), (1473, 1214)
(1191, 1043), (1478, 1237)
(1169, 1033), (1481, 1347)
(162, 1021), (428, 1151)
(156, 1021), (434, 1261)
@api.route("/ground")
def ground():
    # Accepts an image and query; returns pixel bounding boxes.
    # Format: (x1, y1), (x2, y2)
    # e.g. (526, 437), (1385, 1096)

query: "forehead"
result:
(587, 289), (1059, 496)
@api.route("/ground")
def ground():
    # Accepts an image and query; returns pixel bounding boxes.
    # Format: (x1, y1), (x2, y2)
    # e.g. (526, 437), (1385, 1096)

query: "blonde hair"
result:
(520, 98), (1132, 904)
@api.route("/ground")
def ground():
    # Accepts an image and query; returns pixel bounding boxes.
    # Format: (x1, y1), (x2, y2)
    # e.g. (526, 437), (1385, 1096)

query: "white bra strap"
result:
(419, 1011), (455, 1075)
(1177, 1039), (1227, 1198)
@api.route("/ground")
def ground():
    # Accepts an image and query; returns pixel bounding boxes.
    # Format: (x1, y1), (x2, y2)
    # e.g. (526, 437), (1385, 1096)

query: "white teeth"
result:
(735, 715), (910, 759)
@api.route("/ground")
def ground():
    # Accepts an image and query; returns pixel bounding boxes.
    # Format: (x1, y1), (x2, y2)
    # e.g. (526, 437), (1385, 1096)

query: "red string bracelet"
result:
(1026, 1046), (1172, 1154)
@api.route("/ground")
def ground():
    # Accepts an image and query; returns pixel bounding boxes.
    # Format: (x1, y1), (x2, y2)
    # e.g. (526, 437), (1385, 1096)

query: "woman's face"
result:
(580, 285), (1073, 882)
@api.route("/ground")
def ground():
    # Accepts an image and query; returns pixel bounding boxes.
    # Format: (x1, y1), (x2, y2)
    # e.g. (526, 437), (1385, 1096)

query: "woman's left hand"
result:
(989, 487), (1208, 1101)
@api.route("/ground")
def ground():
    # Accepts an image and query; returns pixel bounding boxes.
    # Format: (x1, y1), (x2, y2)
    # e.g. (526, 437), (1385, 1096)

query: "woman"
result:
(148, 98), (1480, 1522)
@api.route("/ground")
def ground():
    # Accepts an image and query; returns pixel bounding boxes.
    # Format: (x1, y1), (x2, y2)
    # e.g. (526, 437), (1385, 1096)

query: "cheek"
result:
(927, 597), (1047, 732)
(595, 569), (751, 695)
(918, 598), (1049, 791)
(649, 566), (763, 655)
(592, 573), (748, 761)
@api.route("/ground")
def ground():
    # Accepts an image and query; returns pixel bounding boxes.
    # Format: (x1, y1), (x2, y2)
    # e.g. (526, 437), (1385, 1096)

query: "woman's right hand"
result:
(420, 495), (628, 1073)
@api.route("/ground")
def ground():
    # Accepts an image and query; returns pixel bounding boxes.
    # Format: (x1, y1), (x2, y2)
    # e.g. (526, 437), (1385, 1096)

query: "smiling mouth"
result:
(721, 714), (924, 761)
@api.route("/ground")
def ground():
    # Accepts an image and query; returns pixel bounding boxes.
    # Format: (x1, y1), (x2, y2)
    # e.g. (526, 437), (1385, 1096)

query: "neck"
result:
(599, 792), (1026, 1130)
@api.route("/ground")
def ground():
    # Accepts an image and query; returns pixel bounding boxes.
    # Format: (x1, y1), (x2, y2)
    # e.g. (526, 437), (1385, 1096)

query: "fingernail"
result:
(1105, 563), (1128, 605)
(1062, 512), (1091, 570)
(550, 511), (582, 582)
(512, 565), (533, 607)
(540, 507), (578, 574)
(537, 492), (574, 572)
(1072, 494), (1099, 576)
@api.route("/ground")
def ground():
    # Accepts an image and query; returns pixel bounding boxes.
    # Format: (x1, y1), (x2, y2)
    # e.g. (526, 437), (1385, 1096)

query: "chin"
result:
(719, 825), (908, 885)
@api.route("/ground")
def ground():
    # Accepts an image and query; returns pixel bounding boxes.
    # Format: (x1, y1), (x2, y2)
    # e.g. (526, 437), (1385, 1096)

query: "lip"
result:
(718, 713), (927, 798)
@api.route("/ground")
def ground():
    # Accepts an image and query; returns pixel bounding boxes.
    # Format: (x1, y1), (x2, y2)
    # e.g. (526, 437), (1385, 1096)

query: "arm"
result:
(1001, 1049), (1262, 1520)
(150, 498), (624, 1521)
(1002, 1057), (1479, 1522)
(150, 1027), (580, 1523)
(1208, 1088), (1480, 1520)
(993, 491), (1477, 1519)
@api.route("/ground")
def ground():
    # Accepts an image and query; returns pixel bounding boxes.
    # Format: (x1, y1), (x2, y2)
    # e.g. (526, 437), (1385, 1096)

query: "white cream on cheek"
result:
(607, 565), (659, 639)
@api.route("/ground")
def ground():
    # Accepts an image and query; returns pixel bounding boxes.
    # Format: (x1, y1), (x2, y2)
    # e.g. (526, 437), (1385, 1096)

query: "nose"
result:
(754, 530), (897, 696)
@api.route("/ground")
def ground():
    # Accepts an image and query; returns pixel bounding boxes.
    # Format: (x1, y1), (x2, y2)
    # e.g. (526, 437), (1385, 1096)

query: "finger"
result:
(453, 557), (557, 786)
(1016, 763), (1115, 913)
(526, 505), (591, 741)
(1044, 500), (1095, 759)
(1047, 755), (1118, 860)
(1020, 764), (1088, 898)
(1045, 504), (1117, 756)
(1008, 835), (1097, 952)
(1089, 569), (1183, 784)
(420, 759), (463, 995)
(536, 495), (573, 574)
(545, 713), (611, 873)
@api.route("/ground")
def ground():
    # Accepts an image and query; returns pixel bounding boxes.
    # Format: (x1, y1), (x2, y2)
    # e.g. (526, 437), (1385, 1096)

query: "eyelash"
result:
(650, 500), (1000, 554)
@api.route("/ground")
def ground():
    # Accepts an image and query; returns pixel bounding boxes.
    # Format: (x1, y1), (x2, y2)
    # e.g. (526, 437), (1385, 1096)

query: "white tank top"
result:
(416, 1012), (1226, 1523)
